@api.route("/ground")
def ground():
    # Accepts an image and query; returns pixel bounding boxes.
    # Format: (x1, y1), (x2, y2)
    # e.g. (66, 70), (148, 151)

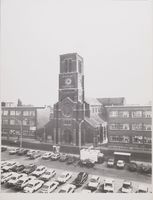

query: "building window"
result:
(132, 124), (143, 131)
(23, 111), (29, 116)
(10, 119), (15, 125)
(23, 120), (28, 126)
(29, 120), (35, 126)
(143, 124), (152, 131)
(132, 136), (143, 144)
(143, 111), (152, 118)
(29, 111), (35, 116)
(144, 137), (151, 144)
(64, 59), (68, 73)
(16, 111), (21, 116)
(109, 111), (118, 118)
(64, 119), (71, 125)
(109, 136), (130, 143)
(3, 110), (8, 116)
(78, 60), (82, 73)
(109, 124), (129, 130)
(2, 119), (9, 125)
(9, 130), (16, 135)
(131, 111), (142, 118)
(69, 59), (72, 72)
(10, 110), (15, 116)
(118, 111), (129, 118)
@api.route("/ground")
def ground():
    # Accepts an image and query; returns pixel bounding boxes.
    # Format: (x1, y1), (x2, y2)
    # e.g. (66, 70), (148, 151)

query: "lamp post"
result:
(78, 120), (84, 148)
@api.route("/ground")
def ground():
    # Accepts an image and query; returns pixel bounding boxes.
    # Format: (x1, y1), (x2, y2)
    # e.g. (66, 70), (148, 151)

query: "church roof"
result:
(97, 97), (125, 106)
(85, 97), (102, 106)
(85, 115), (106, 128)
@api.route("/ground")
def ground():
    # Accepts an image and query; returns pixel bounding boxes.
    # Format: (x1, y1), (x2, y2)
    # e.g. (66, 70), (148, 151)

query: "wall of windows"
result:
(109, 124), (130, 130)
(131, 111), (142, 118)
(109, 136), (130, 143)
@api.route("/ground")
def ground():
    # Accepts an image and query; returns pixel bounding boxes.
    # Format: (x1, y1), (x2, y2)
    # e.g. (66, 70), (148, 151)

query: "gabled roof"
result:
(85, 115), (106, 128)
(97, 97), (125, 106)
(85, 97), (102, 106)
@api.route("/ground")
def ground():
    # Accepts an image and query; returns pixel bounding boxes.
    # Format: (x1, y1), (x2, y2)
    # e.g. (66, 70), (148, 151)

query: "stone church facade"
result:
(53, 53), (107, 147)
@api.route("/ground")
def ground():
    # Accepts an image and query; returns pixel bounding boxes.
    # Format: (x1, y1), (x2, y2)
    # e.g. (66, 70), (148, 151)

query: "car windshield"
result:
(123, 183), (130, 188)
(42, 185), (49, 189)
(27, 184), (33, 188)
(17, 180), (24, 184)
(45, 172), (51, 175)
(90, 179), (97, 183)
(7, 163), (14, 166)
(105, 183), (112, 187)
(59, 190), (66, 193)
(36, 168), (42, 171)
(11, 177), (17, 180)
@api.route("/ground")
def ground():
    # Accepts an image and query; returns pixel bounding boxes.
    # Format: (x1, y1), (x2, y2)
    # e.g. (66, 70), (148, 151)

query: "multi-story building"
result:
(105, 105), (152, 152)
(1, 102), (45, 139)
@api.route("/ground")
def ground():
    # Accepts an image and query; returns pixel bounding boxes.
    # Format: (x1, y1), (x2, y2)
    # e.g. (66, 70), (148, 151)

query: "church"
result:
(53, 53), (107, 148)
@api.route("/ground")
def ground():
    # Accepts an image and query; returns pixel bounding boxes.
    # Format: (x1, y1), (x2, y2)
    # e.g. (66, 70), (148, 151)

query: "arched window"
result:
(78, 60), (82, 73)
(64, 59), (68, 72)
(69, 59), (72, 72)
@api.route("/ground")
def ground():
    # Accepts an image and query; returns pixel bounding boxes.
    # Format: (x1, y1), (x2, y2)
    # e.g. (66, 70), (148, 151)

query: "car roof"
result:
(45, 169), (55, 172)
(117, 160), (124, 162)
(37, 165), (46, 168)
(44, 181), (58, 186)
(28, 179), (43, 184)
(91, 175), (99, 179)
(123, 180), (131, 185)
(104, 178), (114, 183)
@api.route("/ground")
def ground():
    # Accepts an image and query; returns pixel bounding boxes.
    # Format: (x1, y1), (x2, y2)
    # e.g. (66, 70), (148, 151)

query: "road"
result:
(1, 147), (152, 193)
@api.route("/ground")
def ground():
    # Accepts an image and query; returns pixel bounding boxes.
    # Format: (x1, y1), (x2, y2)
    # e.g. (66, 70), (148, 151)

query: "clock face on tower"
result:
(62, 104), (73, 117)
(65, 78), (72, 85)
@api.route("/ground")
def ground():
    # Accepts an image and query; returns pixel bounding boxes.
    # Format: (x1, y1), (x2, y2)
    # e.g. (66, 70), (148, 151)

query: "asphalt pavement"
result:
(1, 146), (152, 193)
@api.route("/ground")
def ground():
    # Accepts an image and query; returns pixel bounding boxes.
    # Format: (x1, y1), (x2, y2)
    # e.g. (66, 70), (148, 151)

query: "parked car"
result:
(116, 160), (125, 169)
(120, 180), (133, 193)
(9, 148), (20, 155)
(11, 163), (25, 172)
(103, 178), (115, 193)
(81, 189), (92, 193)
(58, 184), (76, 193)
(107, 159), (114, 168)
(51, 153), (60, 161)
(2, 161), (18, 172)
(31, 166), (47, 177)
(6, 173), (27, 187)
(127, 162), (137, 172)
(17, 148), (29, 156)
(72, 172), (88, 188)
(66, 156), (76, 165)
(1, 146), (7, 152)
(42, 152), (53, 160)
(136, 185), (149, 193)
(78, 159), (95, 168)
(1, 172), (15, 184)
(14, 176), (36, 190)
(56, 171), (72, 184)
(39, 169), (56, 182)
(26, 150), (38, 157)
(38, 181), (59, 193)
(21, 164), (37, 174)
(1, 161), (9, 168)
(59, 154), (68, 162)
(87, 175), (100, 190)
(23, 180), (44, 193)
(138, 164), (152, 175)
(29, 152), (41, 159)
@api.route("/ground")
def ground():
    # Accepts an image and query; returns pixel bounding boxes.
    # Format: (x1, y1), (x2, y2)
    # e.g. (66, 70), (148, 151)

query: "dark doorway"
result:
(62, 129), (73, 144)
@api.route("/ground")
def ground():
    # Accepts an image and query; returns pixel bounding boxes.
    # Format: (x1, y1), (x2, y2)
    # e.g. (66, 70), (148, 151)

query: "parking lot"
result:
(1, 146), (152, 193)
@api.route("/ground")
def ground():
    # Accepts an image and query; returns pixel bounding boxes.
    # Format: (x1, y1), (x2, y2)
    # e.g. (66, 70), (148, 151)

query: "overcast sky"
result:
(1, 0), (152, 106)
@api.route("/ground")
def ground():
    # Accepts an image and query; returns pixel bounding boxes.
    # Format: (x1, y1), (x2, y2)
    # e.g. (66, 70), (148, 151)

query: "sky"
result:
(1, 0), (152, 106)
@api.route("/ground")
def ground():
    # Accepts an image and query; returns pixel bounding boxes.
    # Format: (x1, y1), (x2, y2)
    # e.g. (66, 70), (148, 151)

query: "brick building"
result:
(1, 102), (45, 140)
(105, 105), (152, 152)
